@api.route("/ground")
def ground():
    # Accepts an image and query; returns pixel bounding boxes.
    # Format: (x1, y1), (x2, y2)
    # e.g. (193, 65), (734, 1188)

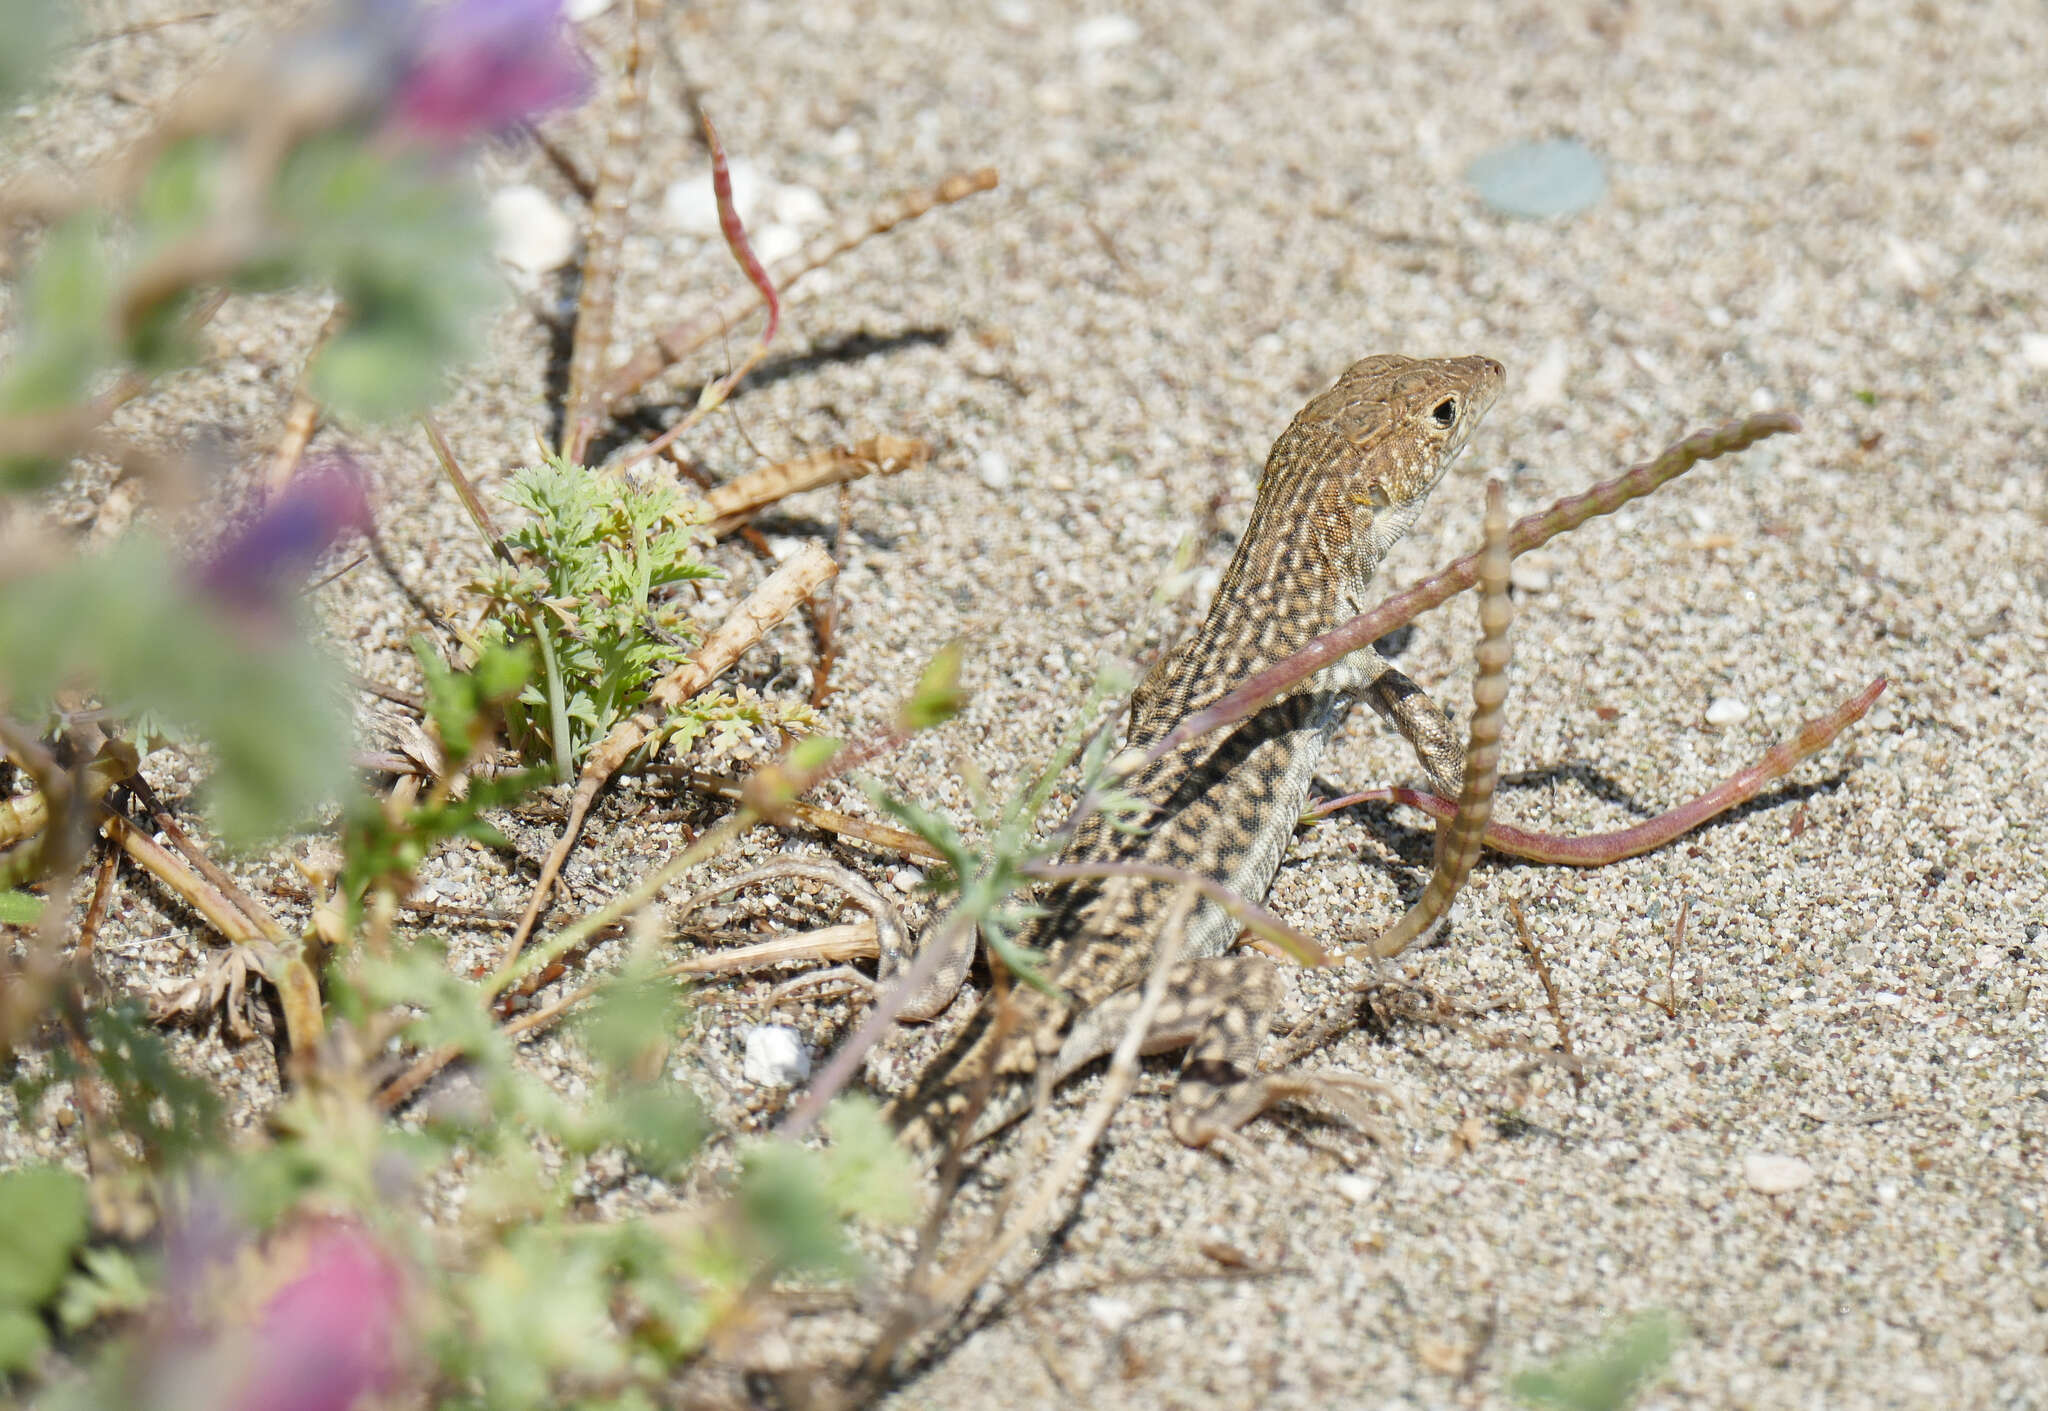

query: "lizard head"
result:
(1278, 352), (1505, 572)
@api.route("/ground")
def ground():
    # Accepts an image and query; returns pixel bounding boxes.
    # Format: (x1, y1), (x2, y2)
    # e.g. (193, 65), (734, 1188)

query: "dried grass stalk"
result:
(702, 436), (930, 537)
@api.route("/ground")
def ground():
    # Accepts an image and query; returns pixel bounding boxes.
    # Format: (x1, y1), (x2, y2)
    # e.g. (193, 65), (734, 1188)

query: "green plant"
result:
(474, 455), (814, 783)
(1511, 1310), (1682, 1411)
(867, 656), (1143, 995)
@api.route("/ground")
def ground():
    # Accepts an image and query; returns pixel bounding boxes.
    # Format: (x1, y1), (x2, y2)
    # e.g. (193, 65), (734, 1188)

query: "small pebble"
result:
(1073, 14), (1140, 51)
(664, 158), (763, 233)
(1086, 1295), (1136, 1331)
(1743, 1151), (1814, 1194)
(489, 184), (576, 273)
(770, 182), (828, 228)
(2018, 332), (2048, 371)
(977, 450), (1014, 490)
(1705, 696), (1749, 726)
(891, 866), (926, 893)
(752, 224), (802, 264)
(565, 0), (613, 16)
(1332, 1172), (1377, 1205)
(742, 1026), (811, 1088)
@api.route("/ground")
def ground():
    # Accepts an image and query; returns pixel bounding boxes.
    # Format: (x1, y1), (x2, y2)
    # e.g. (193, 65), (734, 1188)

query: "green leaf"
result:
(817, 1097), (917, 1225)
(735, 1144), (852, 1275)
(1510, 1310), (1681, 1411)
(574, 965), (686, 1080)
(56, 1247), (150, 1332)
(312, 315), (455, 423)
(0, 889), (44, 925)
(0, 1166), (89, 1309)
(785, 733), (842, 776)
(270, 137), (502, 424)
(0, 1306), (49, 1376)
(0, 214), (115, 424)
(603, 1085), (705, 1178)
(78, 1001), (223, 1163)
(901, 639), (968, 731)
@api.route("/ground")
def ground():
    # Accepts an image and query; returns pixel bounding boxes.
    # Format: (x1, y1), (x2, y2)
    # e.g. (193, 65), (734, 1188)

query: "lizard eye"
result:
(1432, 398), (1458, 428)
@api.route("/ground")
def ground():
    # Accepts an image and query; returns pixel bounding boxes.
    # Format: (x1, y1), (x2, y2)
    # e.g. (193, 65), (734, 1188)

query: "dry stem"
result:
(560, 0), (649, 463)
(692, 436), (931, 535)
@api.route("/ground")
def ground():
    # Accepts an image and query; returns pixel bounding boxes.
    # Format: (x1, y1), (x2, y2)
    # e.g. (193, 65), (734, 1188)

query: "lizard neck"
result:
(1132, 425), (1386, 743)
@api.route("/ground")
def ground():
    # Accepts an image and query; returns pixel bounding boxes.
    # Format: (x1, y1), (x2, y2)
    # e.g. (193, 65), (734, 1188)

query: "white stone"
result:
(1705, 696), (1749, 726)
(2018, 332), (2048, 371)
(565, 0), (613, 17)
(977, 450), (1014, 490)
(742, 1025), (811, 1087)
(752, 224), (802, 265)
(1332, 1172), (1377, 1205)
(664, 157), (764, 233)
(1743, 1151), (1814, 1194)
(891, 866), (925, 894)
(489, 184), (577, 273)
(770, 182), (828, 228)
(1073, 13), (1140, 51)
(1509, 551), (1554, 593)
(1086, 1295), (1136, 1331)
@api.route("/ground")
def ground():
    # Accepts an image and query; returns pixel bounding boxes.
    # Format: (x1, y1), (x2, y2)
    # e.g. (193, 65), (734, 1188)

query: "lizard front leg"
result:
(1359, 648), (1465, 800)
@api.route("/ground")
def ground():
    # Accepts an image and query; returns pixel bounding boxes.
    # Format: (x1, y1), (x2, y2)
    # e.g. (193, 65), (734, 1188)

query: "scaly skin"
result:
(890, 353), (1505, 1156)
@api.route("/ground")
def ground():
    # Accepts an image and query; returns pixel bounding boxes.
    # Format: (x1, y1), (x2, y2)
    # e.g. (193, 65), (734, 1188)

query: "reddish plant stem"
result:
(1312, 677), (1887, 865)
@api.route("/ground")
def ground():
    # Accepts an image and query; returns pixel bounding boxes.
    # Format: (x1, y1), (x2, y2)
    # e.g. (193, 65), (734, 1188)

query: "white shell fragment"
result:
(1744, 1151), (1815, 1194)
(489, 184), (577, 273)
(741, 1025), (812, 1088)
(1073, 14), (1140, 52)
(1705, 696), (1750, 726)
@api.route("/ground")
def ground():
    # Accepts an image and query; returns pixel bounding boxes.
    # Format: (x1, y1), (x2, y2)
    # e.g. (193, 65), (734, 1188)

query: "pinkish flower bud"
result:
(196, 456), (375, 614)
(232, 1223), (408, 1411)
(390, 0), (592, 143)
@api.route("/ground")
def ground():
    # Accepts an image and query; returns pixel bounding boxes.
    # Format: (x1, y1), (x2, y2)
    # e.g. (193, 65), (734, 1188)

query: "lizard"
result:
(886, 351), (1505, 1157)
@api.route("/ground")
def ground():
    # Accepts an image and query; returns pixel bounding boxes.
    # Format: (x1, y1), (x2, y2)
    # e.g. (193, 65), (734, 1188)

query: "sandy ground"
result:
(5, 1), (2047, 1407)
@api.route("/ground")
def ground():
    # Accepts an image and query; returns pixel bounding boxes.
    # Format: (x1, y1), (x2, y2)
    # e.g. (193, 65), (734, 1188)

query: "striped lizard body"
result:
(890, 352), (1504, 1157)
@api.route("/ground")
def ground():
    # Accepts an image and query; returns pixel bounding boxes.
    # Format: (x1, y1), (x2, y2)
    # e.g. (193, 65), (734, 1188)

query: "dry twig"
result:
(1507, 895), (1581, 1087)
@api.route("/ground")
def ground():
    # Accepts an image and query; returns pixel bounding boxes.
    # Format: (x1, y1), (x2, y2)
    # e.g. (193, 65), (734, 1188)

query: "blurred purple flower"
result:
(196, 456), (375, 615)
(231, 1223), (409, 1411)
(390, 0), (592, 142)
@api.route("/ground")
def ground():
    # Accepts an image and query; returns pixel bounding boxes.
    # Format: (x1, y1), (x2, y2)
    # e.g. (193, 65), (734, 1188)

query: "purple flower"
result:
(230, 1223), (409, 1411)
(196, 456), (376, 615)
(390, 0), (592, 142)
